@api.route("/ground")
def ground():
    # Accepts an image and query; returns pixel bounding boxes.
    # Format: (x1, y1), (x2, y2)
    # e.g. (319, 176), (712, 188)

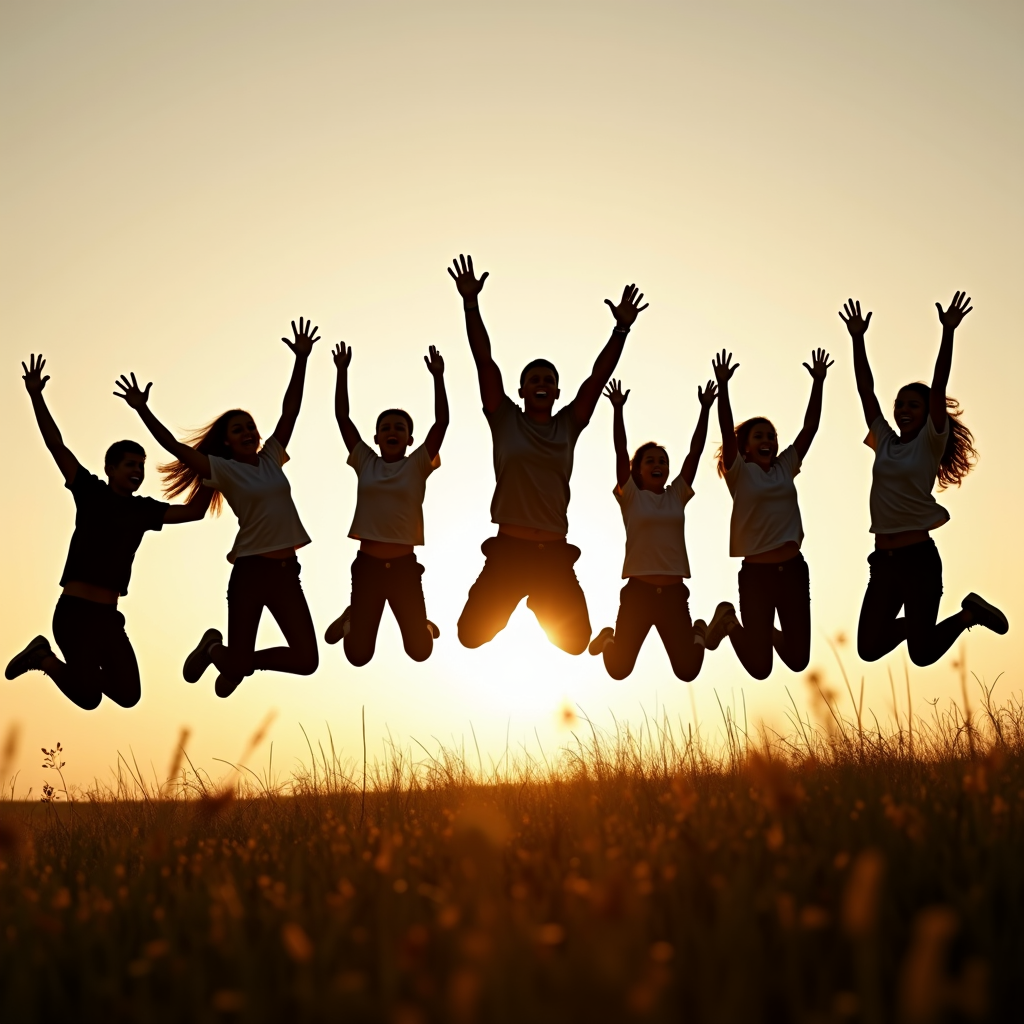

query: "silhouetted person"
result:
(116, 319), (321, 698)
(5, 355), (212, 709)
(841, 293), (1007, 664)
(448, 254), (648, 654)
(704, 347), (834, 679)
(588, 377), (718, 680)
(324, 342), (448, 665)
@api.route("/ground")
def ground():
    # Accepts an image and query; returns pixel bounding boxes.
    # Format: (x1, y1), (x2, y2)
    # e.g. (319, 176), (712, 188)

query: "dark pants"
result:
(211, 555), (319, 680)
(458, 535), (592, 655)
(344, 551), (432, 667)
(858, 539), (965, 667)
(729, 554), (811, 680)
(603, 579), (704, 682)
(50, 595), (141, 710)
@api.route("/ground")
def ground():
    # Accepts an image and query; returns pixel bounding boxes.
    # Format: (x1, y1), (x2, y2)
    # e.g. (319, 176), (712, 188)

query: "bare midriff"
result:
(360, 540), (415, 559)
(258, 547), (299, 560)
(743, 541), (801, 565)
(498, 524), (566, 543)
(62, 581), (119, 605)
(634, 574), (684, 586)
(875, 529), (930, 550)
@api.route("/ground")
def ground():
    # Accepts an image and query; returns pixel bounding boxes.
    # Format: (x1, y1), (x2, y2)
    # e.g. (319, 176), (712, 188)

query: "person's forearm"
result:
(851, 335), (874, 398)
(434, 374), (450, 428)
(30, 392), (64, 454)
(281, 354), (308, 421)
(464, 304), (493, 366)
(802, 379), (824, 435)
(137, 403), (189, 459)
(689, 406), (711, 459)
(931, 325), (955, 394)
(335, 369), (351, 426)
(591, 330), (628, 386)
(612, 405), (628, 462)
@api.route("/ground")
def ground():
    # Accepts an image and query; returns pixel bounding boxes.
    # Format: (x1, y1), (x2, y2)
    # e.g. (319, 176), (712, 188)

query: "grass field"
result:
(0, 675), (1021, 1023)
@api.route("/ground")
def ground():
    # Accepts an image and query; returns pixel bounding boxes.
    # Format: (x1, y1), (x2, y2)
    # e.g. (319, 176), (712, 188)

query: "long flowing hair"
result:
(159, 408), (256, 515)
(716, 416), (774, 477)
(630, 442), (668, 489)
(901, 383), (977, 489)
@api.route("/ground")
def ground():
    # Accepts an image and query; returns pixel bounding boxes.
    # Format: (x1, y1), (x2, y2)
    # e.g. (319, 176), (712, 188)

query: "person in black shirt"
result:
(5, 354), (212, 710)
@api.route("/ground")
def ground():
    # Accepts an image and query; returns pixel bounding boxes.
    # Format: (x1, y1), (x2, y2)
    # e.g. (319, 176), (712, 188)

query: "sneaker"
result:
(427, 620), (440, 640)
(962, 593), (1009, 635)
(183, 628), (222, 683)
(5, 635), (52, 680)
(704, 602), (738, 651)
(692, 619), (708, 649)
(588, 626), (615, 656)
(215, 673), (243, 699)
(324, 607), (351, 646)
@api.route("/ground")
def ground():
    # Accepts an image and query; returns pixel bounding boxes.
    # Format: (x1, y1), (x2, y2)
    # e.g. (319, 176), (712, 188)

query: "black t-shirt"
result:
(59, 467), (169, 596)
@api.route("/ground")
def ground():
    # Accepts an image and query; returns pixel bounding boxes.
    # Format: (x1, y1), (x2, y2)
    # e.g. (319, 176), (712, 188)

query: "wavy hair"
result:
(900, 383), (977, 489)
(159, 408), (255, 515)
(630, 442), (668, 489)
(715, 417), (775, 478)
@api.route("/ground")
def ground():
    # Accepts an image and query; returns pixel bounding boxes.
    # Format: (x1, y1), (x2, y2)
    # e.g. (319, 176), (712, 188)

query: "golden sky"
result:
(2, 1), (1021, 790)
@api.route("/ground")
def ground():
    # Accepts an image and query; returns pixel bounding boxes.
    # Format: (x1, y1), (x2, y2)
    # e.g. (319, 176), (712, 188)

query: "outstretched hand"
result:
(282, 317), (320, 358)
(803, 348), (834, 380)
(604, 284), (649, 328)
(333, 342), (353, 370)
(712, 350), (739, 385)
(448, 254), (489, 300)
(697, 380), (718, 408)
(22, 353), (49, 394)
(113, 372), (152, 410)
(424, 345), (445, 376)
(936, 290), (973, 329)
(603, 378), (630, 407)
(839, 299), (872, 337)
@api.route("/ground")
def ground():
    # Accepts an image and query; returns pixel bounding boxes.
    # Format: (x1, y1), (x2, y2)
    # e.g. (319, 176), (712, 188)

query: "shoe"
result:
(215, 673), (243, 699)
(692, 619), (708, 649)
(5, 635), (52, 680)
(183, 628), (222, 683)
(588, 626), (615, 656)
(962, 593), (1009, 635)
(427, 620), (440, 640)
(324, 607), (351, 645)
(704, 602), (738, 651)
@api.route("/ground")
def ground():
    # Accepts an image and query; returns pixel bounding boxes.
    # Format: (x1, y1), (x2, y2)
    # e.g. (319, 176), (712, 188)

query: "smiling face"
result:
(374, 414), (412, 462)
(893, 387), (928, 437)
(638, 447), (670, 492)
(518, 364), (560, 418)
(742, 421), (779, 470)
(106, 452), (146, 495)
(223, 414), (261, 461)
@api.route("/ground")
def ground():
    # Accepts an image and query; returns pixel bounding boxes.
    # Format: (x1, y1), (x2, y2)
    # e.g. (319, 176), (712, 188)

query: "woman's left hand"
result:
(803, 348), (834, 380)
(424, 345), (445, 376)
(282, 317), (321, 357)
(697, 380), (718, 408)
(936, 291), (972, 329)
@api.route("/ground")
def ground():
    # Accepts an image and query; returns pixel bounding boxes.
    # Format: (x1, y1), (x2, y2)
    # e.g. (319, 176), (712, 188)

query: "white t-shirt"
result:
(347, 441), (439, 546)
(614, 473), (694, 579)
(867, 414), (950, 534)
(725, 445), (803, 557)
(205, 436), (311, 563)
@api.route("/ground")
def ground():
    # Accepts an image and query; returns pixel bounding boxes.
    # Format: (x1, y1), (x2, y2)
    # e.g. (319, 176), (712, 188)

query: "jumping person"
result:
(448, 253), (648, 654)
(5, 355), (212, 710)
(841, 293), (1007, 664)
(115, 318), (321, 698)
(705, 347), (834, 679)
(587, 377), (718, 680)
(324, 342), (448, 665)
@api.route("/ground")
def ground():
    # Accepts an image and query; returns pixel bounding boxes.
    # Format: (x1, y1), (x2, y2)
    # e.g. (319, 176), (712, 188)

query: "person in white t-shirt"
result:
(323, 342), (448, 666)
(119, 318), (321, 698)
(587, 377), (718, 680)
(702, 347), (834, 679)
(840, 293), (1008, 665)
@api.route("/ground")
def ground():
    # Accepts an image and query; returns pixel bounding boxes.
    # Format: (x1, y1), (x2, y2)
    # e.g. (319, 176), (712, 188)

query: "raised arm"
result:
(423, 345), (449, 459)
(794, 349), (834, 458)
(448, 254), (504, 413)
(332, 342), (361, 452)
(713, 351), (740, 471)
(163, 484), (215, 524)
(681, 380), (718, 486)
(603, 379), (631, 488)
(572, 284), (649, 428)
(931, 291), (972, 431)
(839, 299), (881, 428)
(114, 373), (211, 480)
(273, 317), (320, 448)
(22, 354), (79, 484)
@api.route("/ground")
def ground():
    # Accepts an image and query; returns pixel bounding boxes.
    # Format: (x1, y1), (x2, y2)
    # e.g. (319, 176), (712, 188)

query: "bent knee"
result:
(907, 646), (939, 668)
(457, 623), (490, 649)
(296, 655), (319, 676)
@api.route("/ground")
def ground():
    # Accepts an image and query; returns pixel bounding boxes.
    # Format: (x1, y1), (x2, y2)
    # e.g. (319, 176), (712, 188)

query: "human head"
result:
(104, 440), (147, 494)
(894, 383), (978, 490)
(893, 382), (929, 437)
(716, 417), (777, 476)
(630, 442), (670, 492)
(375, 409), (414, 462)
(518, 360), (560, 416)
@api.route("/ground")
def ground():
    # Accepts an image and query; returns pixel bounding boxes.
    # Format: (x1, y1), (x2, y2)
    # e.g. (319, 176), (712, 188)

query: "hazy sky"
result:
(2, 1), (1021, 791)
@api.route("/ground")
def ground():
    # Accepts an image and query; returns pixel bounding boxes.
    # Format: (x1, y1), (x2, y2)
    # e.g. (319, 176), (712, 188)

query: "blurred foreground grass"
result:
(0, 677), (1021, 1023)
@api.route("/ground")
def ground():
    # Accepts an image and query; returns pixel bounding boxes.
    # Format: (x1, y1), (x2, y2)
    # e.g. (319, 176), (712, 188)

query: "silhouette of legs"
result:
(857, 540), (965, 667)
(344, 552), (432, 667)
(49, 595), (141, 709)
(729, 555), (811, 680)
(458, 536), (591, 654)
